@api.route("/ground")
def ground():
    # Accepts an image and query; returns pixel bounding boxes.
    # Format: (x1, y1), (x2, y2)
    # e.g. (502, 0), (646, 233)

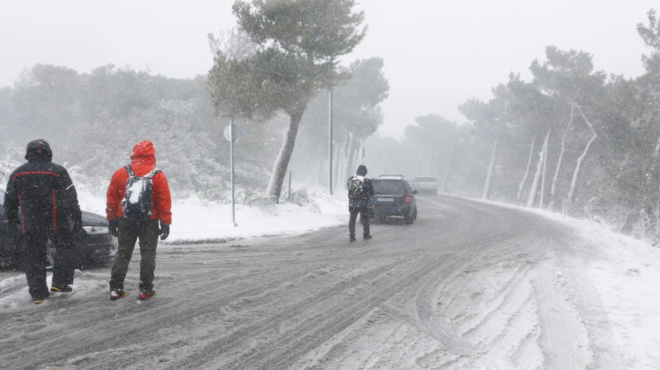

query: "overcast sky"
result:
(1, 0), (657, 139)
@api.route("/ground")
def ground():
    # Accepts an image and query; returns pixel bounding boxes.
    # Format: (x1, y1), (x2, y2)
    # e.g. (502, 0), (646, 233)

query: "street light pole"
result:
(328, 86), (333, 195)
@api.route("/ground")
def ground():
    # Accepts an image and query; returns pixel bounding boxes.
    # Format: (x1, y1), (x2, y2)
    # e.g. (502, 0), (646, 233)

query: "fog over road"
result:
(0, 195), (620, 369)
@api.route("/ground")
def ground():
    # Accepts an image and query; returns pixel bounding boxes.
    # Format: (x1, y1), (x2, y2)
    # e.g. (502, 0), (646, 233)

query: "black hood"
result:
(356, 165), (368, 176)
(25, 139), (52, 162)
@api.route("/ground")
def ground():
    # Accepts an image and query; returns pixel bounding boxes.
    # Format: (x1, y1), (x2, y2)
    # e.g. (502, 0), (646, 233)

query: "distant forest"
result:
(3, 8), (660, 243)
(362, 9), (660, 244)
(0, 57), (389, 203)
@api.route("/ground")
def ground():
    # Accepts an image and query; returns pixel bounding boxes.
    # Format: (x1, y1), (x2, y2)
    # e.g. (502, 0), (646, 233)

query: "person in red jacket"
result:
(106, 140), (171, 300)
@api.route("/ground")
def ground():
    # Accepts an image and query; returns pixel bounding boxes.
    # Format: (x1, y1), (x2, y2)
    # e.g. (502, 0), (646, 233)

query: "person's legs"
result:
(109, 219), (138, 291)
(348, 207), (359, 241)
(137, 219), (160, 292)
(20, 232), (49, 300)
(361, 208), (371, 238)
(51, 232), (76, 288)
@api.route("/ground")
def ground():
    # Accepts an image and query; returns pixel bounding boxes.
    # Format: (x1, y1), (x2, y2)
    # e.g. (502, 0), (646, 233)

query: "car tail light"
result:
(404, 193), (412, 204)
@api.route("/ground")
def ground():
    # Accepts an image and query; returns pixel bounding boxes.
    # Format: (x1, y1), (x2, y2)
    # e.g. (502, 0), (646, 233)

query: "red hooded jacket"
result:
(106, 141), (172, 224)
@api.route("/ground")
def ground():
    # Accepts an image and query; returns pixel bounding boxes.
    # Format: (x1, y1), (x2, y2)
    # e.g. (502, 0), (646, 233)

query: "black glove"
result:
(159, 222), (170, 240)
(109, 219), (118, 237)
(72, 218), (83, 233)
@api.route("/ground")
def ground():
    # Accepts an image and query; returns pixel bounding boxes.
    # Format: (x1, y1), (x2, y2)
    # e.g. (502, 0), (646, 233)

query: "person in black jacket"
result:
(4, 139), (82, 304)
(347, 165), (375, 242)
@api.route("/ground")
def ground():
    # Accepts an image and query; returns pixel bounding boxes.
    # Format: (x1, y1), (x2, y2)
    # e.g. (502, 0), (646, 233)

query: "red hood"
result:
(130, 140), (156, 167)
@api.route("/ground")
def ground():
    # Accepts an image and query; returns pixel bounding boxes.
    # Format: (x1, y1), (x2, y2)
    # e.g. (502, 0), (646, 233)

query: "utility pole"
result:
(328, 87), (333, 195)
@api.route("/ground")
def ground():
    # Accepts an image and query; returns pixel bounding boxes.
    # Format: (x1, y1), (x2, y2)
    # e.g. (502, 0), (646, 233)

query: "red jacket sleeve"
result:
(106, 168), (126, 221)
(152, 172), (172, 225)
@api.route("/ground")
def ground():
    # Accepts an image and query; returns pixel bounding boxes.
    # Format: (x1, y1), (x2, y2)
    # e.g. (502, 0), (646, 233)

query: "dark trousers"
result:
(349, 206), (370, 238)
(110, 219), (159, 292)
(19, 231), (76, 299)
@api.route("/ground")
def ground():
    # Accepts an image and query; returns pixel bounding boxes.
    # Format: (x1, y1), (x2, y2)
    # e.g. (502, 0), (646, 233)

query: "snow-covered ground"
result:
(78, 190), (349, 245)
(75, 190), (660, 368)
(489, 201), (660, 369)
(2, 190), (660, 368)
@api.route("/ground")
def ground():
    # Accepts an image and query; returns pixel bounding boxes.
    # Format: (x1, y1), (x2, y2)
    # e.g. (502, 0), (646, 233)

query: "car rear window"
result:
(373, 180), (406, 194)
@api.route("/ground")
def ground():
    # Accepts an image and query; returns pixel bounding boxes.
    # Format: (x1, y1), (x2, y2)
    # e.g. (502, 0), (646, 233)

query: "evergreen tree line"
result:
(0, 56), (388, 203)
(362, 10), (660, 242)
(0, 64), (266, 200)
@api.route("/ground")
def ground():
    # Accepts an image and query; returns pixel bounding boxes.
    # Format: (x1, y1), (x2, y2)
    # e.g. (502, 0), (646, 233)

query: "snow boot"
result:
(110, 289), (127, 300)
(138, 290), (157, 300)
(51, 285), (72, 293)
(32, 292), (50, 304)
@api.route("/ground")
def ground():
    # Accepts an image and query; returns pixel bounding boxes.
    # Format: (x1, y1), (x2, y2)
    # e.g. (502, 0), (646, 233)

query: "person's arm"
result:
(366, 179), (375, 207)
(153, 172), (172, 225)
(4, 173), (19, 226)
(105, 169), (123, 221)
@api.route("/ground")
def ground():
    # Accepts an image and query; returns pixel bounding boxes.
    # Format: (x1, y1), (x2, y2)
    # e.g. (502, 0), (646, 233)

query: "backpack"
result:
(121, 165), (161, 220)
(348, 177), (365, 200)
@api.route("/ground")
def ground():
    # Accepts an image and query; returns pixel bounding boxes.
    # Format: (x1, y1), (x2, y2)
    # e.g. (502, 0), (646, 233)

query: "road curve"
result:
(0, 195), (622, 369)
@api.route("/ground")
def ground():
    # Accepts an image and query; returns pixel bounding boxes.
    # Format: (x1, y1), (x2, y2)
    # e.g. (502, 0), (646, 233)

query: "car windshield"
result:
(373, 180), (406, 194)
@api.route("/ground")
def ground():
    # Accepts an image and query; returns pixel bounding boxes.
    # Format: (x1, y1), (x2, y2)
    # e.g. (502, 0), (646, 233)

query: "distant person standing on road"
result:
(347, 164), (374, 242)
(4, 139), (82, 304)
(106, 140), (171, 301)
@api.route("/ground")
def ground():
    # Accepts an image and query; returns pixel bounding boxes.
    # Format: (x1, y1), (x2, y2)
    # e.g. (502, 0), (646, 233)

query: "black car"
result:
(371, 178), (418, 224)
(0, 189), (117, 269)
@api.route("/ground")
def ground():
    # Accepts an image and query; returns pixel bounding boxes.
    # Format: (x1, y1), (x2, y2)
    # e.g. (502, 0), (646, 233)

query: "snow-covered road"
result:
(0, 195), (656, 369)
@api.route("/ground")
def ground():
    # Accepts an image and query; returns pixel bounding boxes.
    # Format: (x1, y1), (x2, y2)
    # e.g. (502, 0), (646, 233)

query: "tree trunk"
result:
(539, 129), (550, 209)
(267, 110), (304, 203)
(566, 104), (598, 203)
(549, 105), (575, 211)
(441, 147), (457, 193)
(344, 133), (356, 182)
(516, 134), (537, 204)
(527, 130), (550, 208)
(332, 135), (345, 191)
(652, 137), (660, 239)
(442, 161), (453, 193)
(430, 149), (441, 177)
(482, 140), (498, 200)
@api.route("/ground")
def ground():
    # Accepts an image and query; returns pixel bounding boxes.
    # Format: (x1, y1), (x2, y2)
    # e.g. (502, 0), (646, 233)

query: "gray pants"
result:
(109, 219), (159, 292)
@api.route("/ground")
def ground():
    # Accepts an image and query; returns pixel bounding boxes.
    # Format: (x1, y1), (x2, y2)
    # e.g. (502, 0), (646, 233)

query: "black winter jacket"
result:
(4, 141), (82, 233)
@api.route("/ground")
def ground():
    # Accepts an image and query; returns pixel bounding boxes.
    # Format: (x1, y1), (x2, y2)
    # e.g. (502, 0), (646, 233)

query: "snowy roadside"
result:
(565, 218), (660, 369)
(77, 189), (349, 245)
(478, 199), (660, 369)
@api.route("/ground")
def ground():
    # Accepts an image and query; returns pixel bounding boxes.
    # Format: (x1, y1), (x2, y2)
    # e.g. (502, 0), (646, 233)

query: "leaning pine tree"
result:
(208, 0), (366, 203)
